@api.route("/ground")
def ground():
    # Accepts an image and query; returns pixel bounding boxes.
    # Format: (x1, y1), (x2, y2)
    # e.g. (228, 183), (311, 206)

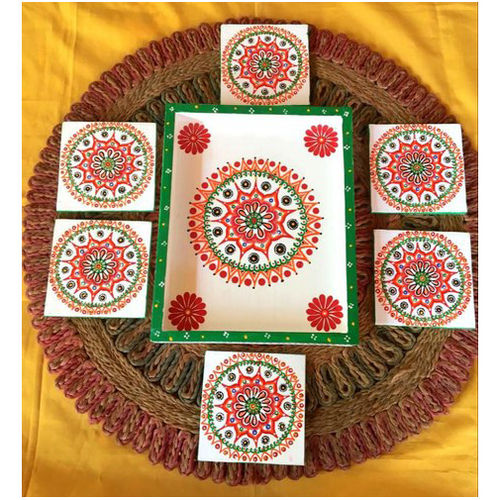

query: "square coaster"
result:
(198, 350), (306, 466)
(220, 24), (310, 105)
(44, 219), (152, 318)
(374, 230), (475, 329)
(151, 104), (359, 346)
(369, 124), (467, 214)
(56, 121), (156, 211)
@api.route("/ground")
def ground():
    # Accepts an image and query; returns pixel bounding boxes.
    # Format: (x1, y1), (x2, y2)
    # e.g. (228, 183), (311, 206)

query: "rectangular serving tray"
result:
(151, 103), (358, 345)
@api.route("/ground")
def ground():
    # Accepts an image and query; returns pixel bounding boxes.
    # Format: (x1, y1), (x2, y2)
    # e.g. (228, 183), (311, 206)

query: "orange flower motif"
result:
(168, 292), (207, 331)
(304, 125), (338, 158)
(177, 122), (211, 154)
(306, 294), (343, 331)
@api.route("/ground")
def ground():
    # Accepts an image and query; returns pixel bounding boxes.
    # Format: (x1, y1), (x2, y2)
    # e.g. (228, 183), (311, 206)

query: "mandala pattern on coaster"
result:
(48, 220), (149, 315)
(306, 294), (344, 332)
(375, 231), (473, 326)
(221, 26), (309, 105)
(60, 122), (155, 209)
(304, 125), (339, 158)
(177, 122), (211, 154)
(200, 352), (305, 463)
(188, 157), (322, 287)
(168, 292), (207, 331)
(371, 124), (464, 212)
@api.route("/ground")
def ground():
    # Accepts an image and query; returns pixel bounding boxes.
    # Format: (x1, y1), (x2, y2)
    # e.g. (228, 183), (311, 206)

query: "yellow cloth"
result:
(22, 2), (477, 496)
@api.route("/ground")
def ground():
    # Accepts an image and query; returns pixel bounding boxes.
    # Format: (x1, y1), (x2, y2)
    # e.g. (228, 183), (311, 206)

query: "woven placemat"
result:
(23, 18), (477, 485)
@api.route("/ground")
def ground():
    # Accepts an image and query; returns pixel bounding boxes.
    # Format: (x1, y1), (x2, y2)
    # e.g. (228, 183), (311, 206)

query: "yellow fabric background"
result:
(22, 2), (477, 496)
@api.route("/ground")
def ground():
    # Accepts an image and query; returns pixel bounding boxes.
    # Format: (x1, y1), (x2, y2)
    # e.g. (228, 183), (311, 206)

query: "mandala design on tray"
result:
(221, 26), (309, 105)
(60, 123), (155, 209)
(177, 122), (211, 154)
(188, 158), (322, 287)
(375, 231), (472, 326)
(306, 294), (344, 332)
(48, 220), (149, 315)
(168, 292), (207, 331)
(200, 352), (305, 463)
(371, 124), (464, 212)
(304, 125), (339, 158)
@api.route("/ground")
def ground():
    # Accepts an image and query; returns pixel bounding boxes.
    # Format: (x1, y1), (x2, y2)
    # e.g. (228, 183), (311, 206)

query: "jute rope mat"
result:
(23, 18), (477, 484)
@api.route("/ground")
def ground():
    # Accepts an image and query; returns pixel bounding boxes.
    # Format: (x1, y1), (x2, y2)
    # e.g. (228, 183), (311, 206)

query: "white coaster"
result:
(56, 121), (156, 211)
(374, 229), (475, 329)
(44, 219), (152, 318)
(220, 24), (310, 105)
(369, 124), (467, 214)
(198, 350), (306, 465)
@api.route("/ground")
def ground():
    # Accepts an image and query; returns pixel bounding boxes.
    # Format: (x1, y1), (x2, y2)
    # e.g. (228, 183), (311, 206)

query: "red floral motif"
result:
(304, 125), (339, 158)
(177, 122), (211, 154)
(306, 294), (343, 331)
(168, 292), (207, 330)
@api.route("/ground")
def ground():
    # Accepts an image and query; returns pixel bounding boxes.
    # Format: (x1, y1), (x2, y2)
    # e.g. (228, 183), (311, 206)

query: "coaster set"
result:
(34, 22), (477, 472)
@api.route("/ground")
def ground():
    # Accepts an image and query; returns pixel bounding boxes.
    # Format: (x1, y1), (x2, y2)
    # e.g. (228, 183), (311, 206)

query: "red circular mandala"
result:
(60, 122), (155, 209)
(221, 25), (309, 105)
(48, 220), (149, 315)
(188, 158), (322, 287)
(370, 124), (464, 212)
(374, 231), (473, 326)
(200, 352), (305, 463)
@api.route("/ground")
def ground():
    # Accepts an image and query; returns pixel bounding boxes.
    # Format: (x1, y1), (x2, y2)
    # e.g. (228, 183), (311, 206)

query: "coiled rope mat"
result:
(23, 18), (477, 485)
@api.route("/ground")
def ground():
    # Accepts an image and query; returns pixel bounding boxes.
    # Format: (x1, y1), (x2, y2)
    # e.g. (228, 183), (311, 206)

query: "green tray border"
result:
(150, 103), (359, 346)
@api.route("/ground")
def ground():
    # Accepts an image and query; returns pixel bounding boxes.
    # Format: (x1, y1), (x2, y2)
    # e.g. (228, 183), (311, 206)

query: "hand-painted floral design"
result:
(81, 248), (117, 283)
(375, 231), (473, 326)
(233, 201), (275, 240)
(304, 125), (339, 157)
(177, 122), (211, 154)
(221, 25), (309, 105)
(48, 220), (149, 315)
(199, 352), (305, 464)
(249, 50), (281, 79)
(233, 386), (273, 427)
(59, 122), (155, 209)
(371, 124), (465, 212)
(403, 260), (440, 297)
(188, 158), (322, 287)
(306, 294), (344, 331)
(399, 151), (433, 184)
(168, 292), (207, 331)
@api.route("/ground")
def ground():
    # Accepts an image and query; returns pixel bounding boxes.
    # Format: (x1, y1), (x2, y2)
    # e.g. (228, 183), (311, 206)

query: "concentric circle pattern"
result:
(188, 158), (322, 287)
(371, 124), (464, 212)
(60, 122), (154, 209)
(222, 25), (309, 105)
(200, 352), (305, 463)
(375, 231), (472, 326)
(48, 220), (149, 315)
